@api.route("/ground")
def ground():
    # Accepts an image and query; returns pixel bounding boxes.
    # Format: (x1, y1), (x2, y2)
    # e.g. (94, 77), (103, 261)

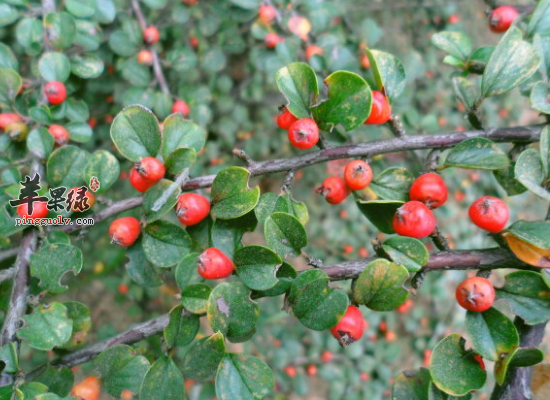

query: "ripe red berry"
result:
(137, 50), (154, 65)
(306, 364), (317, 376)
(344, 160), (373, 191)
(365, 90), (391, 125)
(396, 298), (413, 313)
(182, 0), (197, 4)
(448, 14), (459, 24)
(306, 45), (323, 60)
(276, 107), (298, 130)
(360, 53), (370, 69)
(284, 366), (296, 378)
(129, 167), (156, 193)
(258, 5), (277, 24)
(109, 217), (141, 247)
(455, 276), (495, 312)
(189, 37), (199, 48)
(176, 193), (210, 226)
(17, 202), (48, 219)
(135, 157), (165, 182)
(48, 125), (70, 147)
(488, 6), (518, 33)
(468, 196), (509, 233)
(265, 32), (280, 49)
(409, 172), (448, 209)
(70, 376), (101, 400)
(143, 26), (160, 44)
(44, 81), (67, 105)
(0, 113), (22, 131)
(197, 248), (235, 279)
(392, 201), (436, 238)
(321, 350), (333, 363)
(330, 305), (365, 346)
(316, 176), (350, 205)
(287, 118), (319, 149)
(172, 100), (190, 118)
(118, 284), (129, 294)
(474, 355), (486, 370)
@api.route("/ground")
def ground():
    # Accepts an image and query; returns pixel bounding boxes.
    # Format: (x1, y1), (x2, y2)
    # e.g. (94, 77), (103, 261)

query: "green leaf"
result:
(211, 167), (260, 220)
(60, 301), (91, 349)
(65, 0), (96, 18)
(44, 12), (76, 50)
(27, 128), (54, 159)
(143, 220), (191, 268)
(30, 244), (83, 294)
(16, 18), (43, 56)
(0, 43), (18, 70)
(216, 354), (274, 400)
(369, 167), (413, 201)
(46, 145), (89, 188)
(312, 71), (372, 132)
(481, 27), (540, 98)
(275, 62), (319, 119)
(164, 305), (199, 348)
(452, 77), (477, 109)
(510, 347), (544, 367)
(494, 162), (528, 196)
(162, 113), (206, 157)
(165, 148), (197, 175)
(528, 0), (550, 36)
(175, 253), (200, 291)
(0, 5), (18, 27)
(253, 262), (297, 298)
(430, 334), (486, 396)
(66, 121), (93, 143)
(207, 282), (259, 343)
(38, 52), (71, 82)
(181, 284), (212, 314)
(288, 269), (348, 331)
(83, 150), (120, 194)
(366, 49), (407, 102)
(33, 366), (74, 397)
(0, 68), (22, 107)
(71, 53), (104, 79)
(18, 382), (48, 398)
(18, 302), (72, 351)
(0, 343), (19, 373)
(211, 211), (257, 258)
(65, 99), (90, 122)
(382, 236), (429, 273)
(228, 0), (260, 9)
(142, 179), (181, 223)
(234, 245), (282, 291)
(264, 212), (307, 257)
(428, 383), (472, 400)
(392, 368), (431, 400)
(465, 308), (519, 362)
(182, 332), (226, 381)
(110, 105), (161, 162)
(504, 220), (550, 249)
(353, 259), (409, 311)
(496, 270), (550, 325)
(356, 200), (404, 234)
(431, 31), (472, 62)
(443, 138), (509, 170)
(530, 81), (550, 114)
(514, 148), (550, 200)
(140, 356), (185, 400)
(494, 347), (516, 386)
(125, 242), (162, 287)
(255, 192), (309, 226)
(541, 126), (549, 177)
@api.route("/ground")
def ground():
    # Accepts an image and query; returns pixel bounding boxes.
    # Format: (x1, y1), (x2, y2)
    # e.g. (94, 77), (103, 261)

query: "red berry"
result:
(182, 0), (197, 4)
(455, 277), (495, 312)
(276, 107), (298, 130)
(129, 167), (155, 193)
(330, 305), (365, 346)
(316, 176), (350, 205)
(409, 172), (448, 209)
(306, 45), (323, 60)
(360, 372), (370, 382)
(189, 37), (199, 48)
(287, 118), (319, 149)
(137, 50), (154, 65)
(468, 196), (509, 233)
(172, 100), (190, 118)
(109, 217), (141, 247)
(197, 248), (235, 279)
(321, 350), (333, 363)
(365, 90), (391, 125)
(135, 157), (165, 182)
(396, 298), (413, 313)
(143, 26), (160, 44)
(265, 32), (280, 49)
(344, 160), (373, 191)
(48, 125), (70, 147)
(176, 193), (210, 226)
(17, 202), (48, 219)
(392, 201), (436, 238)
(306, 364), (317, 376)
(118, 284), (129, 294)
(258, 5), (277, 24)
(44, 81), (67, 105)
(448, 14), (459, 24)
(284, 366), (296, 378)
(474, 355), (486, 370)
(0, 113), (22, 131)
(489, 6), (518, 33)
(70, 376), (101, 400)
(360, 54), (370, 69)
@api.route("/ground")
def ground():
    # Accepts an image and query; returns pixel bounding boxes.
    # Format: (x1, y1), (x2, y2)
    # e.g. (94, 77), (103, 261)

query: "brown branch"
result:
(0, 248), (19, 263)
(0, 267), (16, 284)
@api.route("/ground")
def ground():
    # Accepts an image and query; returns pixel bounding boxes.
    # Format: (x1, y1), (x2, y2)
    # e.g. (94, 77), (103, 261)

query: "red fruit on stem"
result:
(176, 193), (211, 226)
(48, 125), (70, 147)
(17, 202), (48, 219)
(137, 50), (154, 65)
(287, 118), (319, 149)
(276, 107), (298, 130)
(118, 284), (129, 294)
(360, 53), (370, 69)
(365, 90), (391, 125)
(143, 26), (160, 44)
(44, 81), (67, 105)
(316, 176), (350, 205)
(330, 305), (365, 346)
(488, 6), (518, 33)
(392, 201), (436, 238)
(0, 113), (22, 131)
(172, 100), (190, 117)
(344, 160), (373, 191)
(409, 172), (448, 209)
(321, 350), (333, 363)
(70, 376), (101, 400)
(306, 45), (323, 60)
(265, 32), (280, 49)
(258, 5), (277, 24)
(197, 248), (235, 279)
(455, 276), (495, 312)
(189, 37), (199, 48)
(284, 366), (297, 378)
(306, 364), (317, 376)
(129, 167), (156, 193)
(135, 157), (165, 182)
(109, 217), (141, 247)
(468, 196), (509, 233)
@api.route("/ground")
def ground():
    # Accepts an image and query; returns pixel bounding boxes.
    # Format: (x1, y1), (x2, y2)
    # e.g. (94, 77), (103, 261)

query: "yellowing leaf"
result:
(288, 16), (311, 41)
(503, 232), (550, 268)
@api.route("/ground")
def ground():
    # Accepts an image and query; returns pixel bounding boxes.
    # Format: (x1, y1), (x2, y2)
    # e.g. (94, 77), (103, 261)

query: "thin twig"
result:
(0, 248), (19, 263)
(232, 149), (256, 168)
